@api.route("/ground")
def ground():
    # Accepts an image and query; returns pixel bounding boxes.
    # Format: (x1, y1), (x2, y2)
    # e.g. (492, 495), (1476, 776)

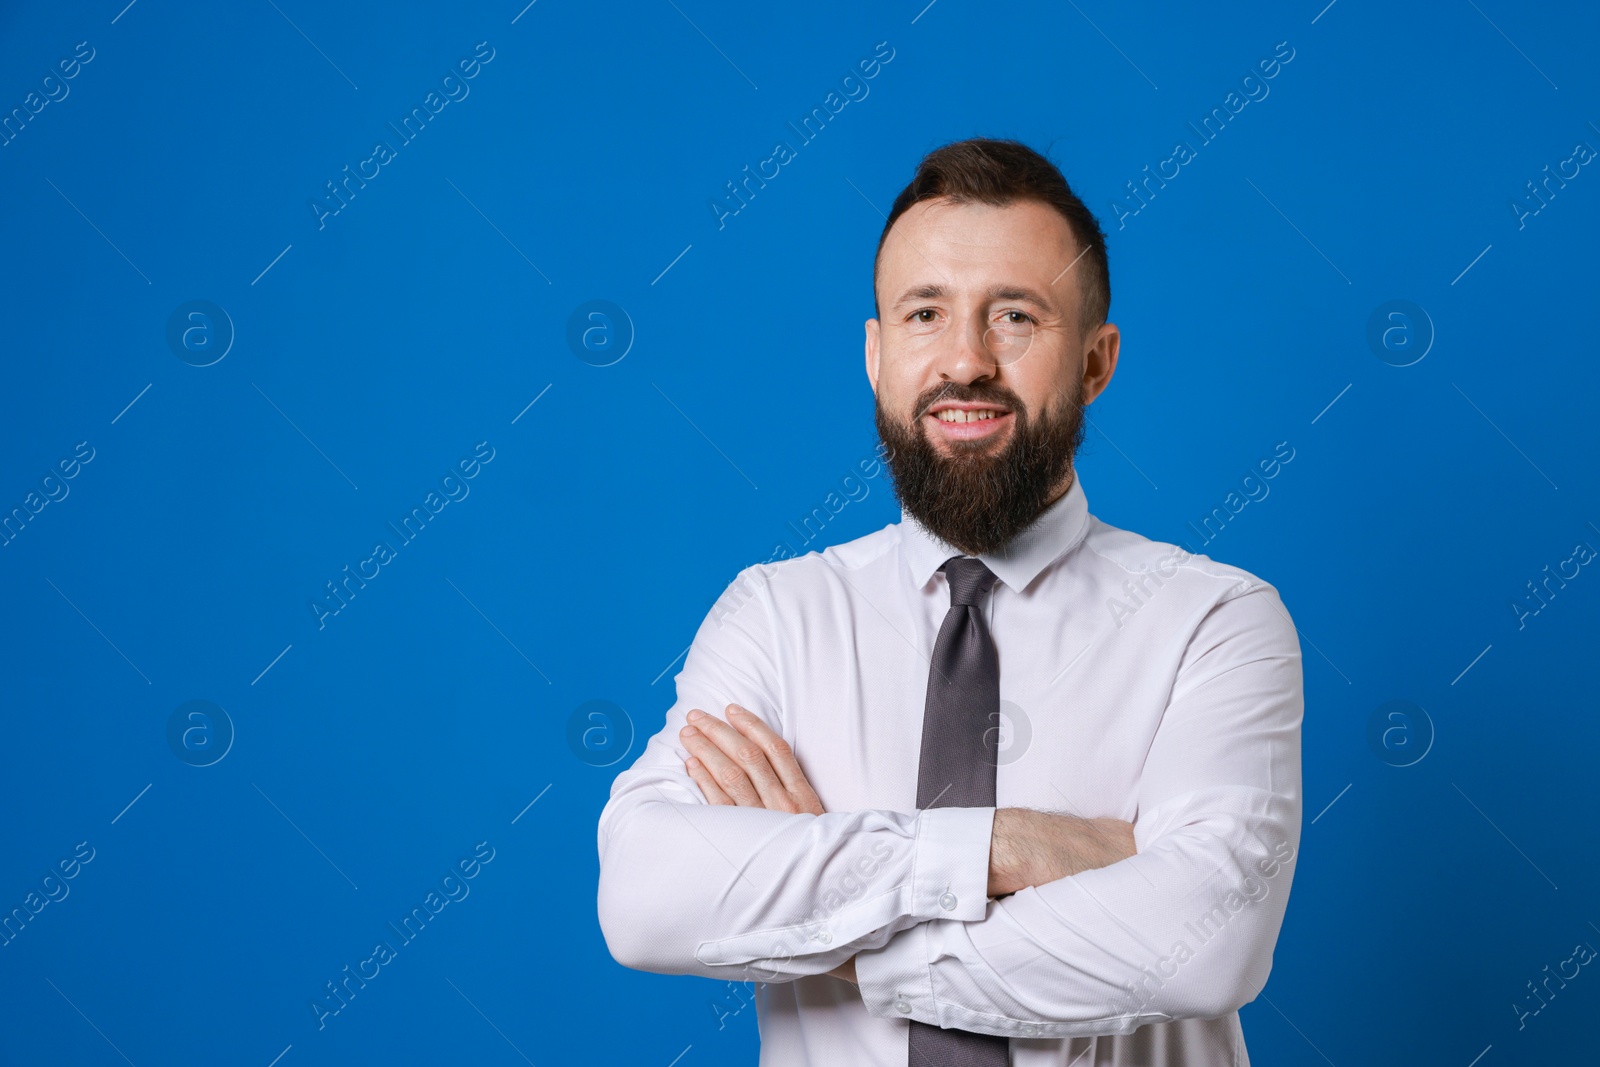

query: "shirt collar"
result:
(899, 467), (1092, 595)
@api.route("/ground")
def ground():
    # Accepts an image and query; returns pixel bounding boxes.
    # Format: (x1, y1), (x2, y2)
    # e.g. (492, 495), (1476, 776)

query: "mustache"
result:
(912, 381), (1025, 419)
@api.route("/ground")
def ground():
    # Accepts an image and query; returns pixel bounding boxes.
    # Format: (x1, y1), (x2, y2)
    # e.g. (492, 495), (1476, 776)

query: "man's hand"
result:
(988, 808), (1137, 897)
(680, 704), (825, 816)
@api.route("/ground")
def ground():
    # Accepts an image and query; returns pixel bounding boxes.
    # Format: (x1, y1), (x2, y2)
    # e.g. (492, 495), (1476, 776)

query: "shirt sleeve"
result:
(596, 563), (997, 984)
(854, 582), (1304, 1037)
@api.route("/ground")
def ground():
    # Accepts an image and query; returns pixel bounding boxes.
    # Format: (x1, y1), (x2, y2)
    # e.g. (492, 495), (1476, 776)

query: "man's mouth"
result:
(924, 401), (1013, 440)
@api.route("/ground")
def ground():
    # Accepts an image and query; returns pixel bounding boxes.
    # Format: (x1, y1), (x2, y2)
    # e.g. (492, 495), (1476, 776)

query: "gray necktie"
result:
(909, 556), (1010, 1066)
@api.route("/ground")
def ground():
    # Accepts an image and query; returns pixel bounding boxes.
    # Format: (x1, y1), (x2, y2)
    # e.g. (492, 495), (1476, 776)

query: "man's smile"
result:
(923, 399), (1013, 442)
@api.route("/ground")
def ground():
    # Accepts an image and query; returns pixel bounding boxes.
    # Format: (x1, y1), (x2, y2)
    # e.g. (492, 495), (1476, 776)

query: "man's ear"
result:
(1081, 321), (1120, 406)
(864, 317), (881, 398)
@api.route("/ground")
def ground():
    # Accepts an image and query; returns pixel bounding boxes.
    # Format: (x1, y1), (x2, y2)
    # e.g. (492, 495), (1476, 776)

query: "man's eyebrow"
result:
(987, 284), (1056, 309)
(891, 283), (1058, 311)
(892, 283), (948, 308)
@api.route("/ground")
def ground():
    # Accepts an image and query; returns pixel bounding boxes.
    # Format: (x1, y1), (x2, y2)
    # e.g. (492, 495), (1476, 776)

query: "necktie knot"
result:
(941, 556), (998, 607)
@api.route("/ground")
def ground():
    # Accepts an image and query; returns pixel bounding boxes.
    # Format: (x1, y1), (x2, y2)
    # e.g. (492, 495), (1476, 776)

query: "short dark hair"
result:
(873, 137), (1110, 337)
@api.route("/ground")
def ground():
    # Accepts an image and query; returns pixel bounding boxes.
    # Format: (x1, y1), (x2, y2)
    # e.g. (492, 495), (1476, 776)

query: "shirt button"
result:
(894, 997), (913, 1014)
(814, 930), (832, 944)
(939, 892), (958, 911)
(1023, 1023), (1040, 1036)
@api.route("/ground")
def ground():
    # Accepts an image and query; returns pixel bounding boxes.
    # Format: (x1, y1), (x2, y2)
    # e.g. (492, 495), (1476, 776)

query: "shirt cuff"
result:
(910, 805), (994, 922)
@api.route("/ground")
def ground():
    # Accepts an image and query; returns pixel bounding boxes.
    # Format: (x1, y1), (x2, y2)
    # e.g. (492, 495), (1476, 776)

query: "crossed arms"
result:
(595, 569), (1303, 1038)
(675, 704), (1139, 984)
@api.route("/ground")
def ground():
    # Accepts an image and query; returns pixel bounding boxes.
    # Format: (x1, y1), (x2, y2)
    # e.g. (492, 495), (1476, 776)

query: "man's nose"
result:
(932, 311), (1001, 384)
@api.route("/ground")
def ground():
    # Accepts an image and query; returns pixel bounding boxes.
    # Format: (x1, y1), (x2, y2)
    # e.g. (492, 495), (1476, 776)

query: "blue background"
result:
(2, 0), (1597, 1063)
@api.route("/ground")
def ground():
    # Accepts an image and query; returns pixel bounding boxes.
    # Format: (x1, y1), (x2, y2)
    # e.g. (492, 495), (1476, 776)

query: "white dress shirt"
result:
(597, 467), (1303, 1066)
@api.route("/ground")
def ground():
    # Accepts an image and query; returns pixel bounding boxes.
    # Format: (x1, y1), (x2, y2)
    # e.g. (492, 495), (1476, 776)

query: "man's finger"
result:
(680, 716), (766, 806)
(688, 710), (790, 809)
(685, 756), (735, 805)
(726, 705), (824, 814)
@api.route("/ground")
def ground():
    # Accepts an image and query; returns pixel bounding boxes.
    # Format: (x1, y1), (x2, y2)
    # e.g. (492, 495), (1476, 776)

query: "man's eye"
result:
(911, 309), (937, 323)
(1002, 310), (1034, 325)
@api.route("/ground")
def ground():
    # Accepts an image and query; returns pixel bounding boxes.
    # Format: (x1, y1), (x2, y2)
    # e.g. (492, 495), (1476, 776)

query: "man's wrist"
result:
(987, 807), (1030, 897)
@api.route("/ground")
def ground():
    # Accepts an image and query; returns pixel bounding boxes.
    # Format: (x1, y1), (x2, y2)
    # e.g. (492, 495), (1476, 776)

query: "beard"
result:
(875, 378), (1087, 557)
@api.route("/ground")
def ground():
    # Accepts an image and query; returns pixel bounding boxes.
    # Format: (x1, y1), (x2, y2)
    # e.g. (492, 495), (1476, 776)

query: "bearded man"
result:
(598, 137), (1304, 1067)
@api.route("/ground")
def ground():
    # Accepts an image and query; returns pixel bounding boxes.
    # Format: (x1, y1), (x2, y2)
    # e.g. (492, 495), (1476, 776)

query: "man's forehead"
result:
(879, 199), (1078, 278)
(888, 197), (1073, 245)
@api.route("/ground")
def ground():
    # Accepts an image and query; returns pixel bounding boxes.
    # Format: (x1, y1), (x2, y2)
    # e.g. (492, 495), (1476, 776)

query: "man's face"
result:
(865, 197), (1119, 556)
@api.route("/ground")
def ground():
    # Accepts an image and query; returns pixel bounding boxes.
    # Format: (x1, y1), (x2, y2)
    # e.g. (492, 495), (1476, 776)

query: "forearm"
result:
(988, 807), (1136, 897)
(828, 806), (1135, 987)
(596, 778), (996, 982)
